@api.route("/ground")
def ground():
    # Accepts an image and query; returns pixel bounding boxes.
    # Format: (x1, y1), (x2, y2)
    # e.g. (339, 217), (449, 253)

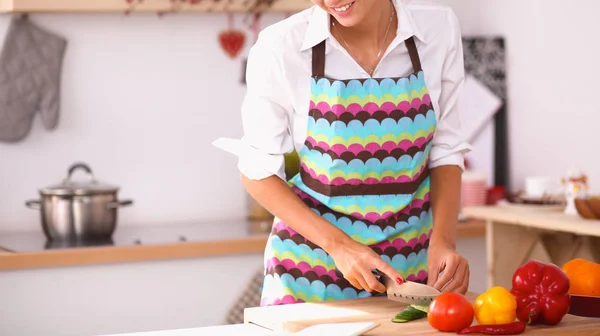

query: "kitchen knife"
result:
(375, 272), (441, 306)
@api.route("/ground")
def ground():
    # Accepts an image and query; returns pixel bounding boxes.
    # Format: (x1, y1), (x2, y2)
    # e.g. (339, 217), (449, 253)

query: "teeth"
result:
(334, 2), (352, 12)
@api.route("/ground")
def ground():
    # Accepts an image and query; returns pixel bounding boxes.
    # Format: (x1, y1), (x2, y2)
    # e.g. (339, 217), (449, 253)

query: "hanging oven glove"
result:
(0, 15), (67, 143)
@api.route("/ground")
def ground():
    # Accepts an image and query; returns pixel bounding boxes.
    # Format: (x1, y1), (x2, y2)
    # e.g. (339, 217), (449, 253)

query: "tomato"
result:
(428, 292), (475, 332)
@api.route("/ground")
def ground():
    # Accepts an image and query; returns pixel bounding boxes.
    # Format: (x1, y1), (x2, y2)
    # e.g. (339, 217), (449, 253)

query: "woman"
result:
(214, 0), (472, 306)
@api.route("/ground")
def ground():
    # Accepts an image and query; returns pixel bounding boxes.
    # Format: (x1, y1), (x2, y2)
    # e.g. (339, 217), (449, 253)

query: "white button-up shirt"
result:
(213, 0), (472, 182)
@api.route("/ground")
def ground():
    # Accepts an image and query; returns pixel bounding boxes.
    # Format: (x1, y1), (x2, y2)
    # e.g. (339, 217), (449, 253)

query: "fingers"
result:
(373, 258), (404, 286)
(346, 277), (364, 291)
(458, 266), (470, 294)
(355, 275), (370, 292)
(344, 256), (393, 293)
(432, 257), (456, 291)
(360, 268), (386, 293)
(427, 259), (440, 287)
(346, 271), (381, 293)
(441, 257), (469, 293)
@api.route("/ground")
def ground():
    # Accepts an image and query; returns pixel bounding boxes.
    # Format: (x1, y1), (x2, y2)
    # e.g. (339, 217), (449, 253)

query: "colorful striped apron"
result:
(261, 37), (437, 306)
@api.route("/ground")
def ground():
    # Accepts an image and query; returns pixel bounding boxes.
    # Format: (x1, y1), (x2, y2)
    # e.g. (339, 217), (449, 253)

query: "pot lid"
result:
(41, 163), (119, 196)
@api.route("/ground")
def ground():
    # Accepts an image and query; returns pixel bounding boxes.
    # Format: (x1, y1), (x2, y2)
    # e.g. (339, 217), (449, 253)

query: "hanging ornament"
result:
(219, 13), (246, 59)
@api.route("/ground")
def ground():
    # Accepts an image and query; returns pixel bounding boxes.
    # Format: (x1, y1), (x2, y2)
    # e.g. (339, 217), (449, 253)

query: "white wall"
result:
(2, 1), (599, 230)
(434, 0), (600, 193)
(0, 12), (290, 231)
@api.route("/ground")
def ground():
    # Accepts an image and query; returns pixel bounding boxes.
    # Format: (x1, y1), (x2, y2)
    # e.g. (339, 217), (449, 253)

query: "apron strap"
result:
(311, 36), (421, 77)
(312, 40), (326, 78)
(404, 36), (422, 73)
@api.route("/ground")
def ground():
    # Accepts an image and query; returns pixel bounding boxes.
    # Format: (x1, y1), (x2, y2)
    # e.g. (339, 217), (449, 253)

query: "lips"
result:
(332, 1), (354, 12)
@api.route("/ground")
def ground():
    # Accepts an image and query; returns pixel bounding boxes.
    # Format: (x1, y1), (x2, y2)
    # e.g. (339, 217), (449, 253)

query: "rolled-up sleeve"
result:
(429, 9), (472, 170)
(213, 30), (294, 181)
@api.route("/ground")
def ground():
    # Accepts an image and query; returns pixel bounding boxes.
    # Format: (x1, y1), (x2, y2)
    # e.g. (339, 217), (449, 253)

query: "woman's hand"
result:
(328, 240), (404, 293)
(426, 239), (470, 294)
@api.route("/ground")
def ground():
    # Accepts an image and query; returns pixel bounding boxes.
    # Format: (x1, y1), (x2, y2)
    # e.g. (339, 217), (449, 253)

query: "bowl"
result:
(574, 198), (599, 219)
(586, 195), (600, 217)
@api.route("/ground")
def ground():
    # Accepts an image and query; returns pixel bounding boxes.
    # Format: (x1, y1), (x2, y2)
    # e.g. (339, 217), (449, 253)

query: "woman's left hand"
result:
(426, 240), (470, 294)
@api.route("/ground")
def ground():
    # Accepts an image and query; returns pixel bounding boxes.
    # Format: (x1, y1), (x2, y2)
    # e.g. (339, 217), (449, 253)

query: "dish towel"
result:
(0, 15), (67, 143)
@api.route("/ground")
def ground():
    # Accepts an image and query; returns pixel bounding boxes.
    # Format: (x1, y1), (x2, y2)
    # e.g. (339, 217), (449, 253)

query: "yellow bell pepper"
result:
(474, 286), (517, 325)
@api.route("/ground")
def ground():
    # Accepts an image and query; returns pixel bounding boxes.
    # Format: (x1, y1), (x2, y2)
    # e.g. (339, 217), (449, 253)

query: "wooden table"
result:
(244, 296), (600, 335)
(462, 205), (600, 289)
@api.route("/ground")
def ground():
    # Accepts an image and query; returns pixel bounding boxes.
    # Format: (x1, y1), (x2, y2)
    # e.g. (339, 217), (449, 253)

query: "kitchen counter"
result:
(0, 219), (270, 270)
(0, 219), (485, 271)
(244, 295), (600, 335)
(462, 204), (600, 289)
(105, 323), (274, 336)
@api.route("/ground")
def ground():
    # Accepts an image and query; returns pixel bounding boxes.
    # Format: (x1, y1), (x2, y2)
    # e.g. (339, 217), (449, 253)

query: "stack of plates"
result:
(461, 171), (488, 207)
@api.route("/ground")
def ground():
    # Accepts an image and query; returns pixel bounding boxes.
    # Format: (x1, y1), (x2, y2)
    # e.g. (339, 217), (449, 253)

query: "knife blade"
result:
(374, 271), (441, 306)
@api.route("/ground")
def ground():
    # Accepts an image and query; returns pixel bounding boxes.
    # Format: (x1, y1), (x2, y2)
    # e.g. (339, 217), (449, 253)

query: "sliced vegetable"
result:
(457, 321), (526, 335)
(411, 304), (429, 313)
(474, 286), (517, 325)
(392, 305), (427, 323)
(428, 292), (475, 332)
(510, 260), (571, 325)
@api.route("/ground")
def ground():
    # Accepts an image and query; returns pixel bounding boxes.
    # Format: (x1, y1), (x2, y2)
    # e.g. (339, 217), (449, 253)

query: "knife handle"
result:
(372, 269), (383, 281)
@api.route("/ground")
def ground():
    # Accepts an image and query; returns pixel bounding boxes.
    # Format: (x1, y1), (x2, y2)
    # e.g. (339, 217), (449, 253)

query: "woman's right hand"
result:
(328, 239), (404, 293)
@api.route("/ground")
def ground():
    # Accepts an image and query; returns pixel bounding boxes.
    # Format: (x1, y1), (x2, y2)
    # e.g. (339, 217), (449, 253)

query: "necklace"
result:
(332, 2), (395, 76)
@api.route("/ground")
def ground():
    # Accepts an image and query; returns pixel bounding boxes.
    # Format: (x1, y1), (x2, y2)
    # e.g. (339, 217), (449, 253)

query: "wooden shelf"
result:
(0, 0), (314, 13)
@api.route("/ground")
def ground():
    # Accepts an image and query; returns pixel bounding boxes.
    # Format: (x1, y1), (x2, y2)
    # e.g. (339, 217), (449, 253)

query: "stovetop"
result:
(0, 219), (266, 253)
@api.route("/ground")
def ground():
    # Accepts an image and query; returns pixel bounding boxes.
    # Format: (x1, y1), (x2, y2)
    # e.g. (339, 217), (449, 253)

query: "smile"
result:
(333, 1), (354, 12)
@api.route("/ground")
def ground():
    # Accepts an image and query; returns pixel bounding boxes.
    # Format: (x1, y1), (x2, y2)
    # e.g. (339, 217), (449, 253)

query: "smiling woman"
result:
(213, 0), (472, 307)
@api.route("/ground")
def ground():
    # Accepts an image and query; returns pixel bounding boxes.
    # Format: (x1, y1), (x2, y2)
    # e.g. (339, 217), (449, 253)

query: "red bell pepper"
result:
(509, 259), (571, 325)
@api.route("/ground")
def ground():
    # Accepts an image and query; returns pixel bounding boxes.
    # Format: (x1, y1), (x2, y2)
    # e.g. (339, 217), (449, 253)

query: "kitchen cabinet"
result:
(0, 221), (487, 336)
(0, 253), (265, 336)
(0, 0), (313, 13)
(106, 323), (274, 336)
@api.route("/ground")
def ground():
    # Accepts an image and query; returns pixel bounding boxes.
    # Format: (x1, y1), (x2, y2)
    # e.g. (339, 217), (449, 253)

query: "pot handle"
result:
(25, 200), (41, 210)
(66, 162), (95, 182)
(107, 199), (133, 209)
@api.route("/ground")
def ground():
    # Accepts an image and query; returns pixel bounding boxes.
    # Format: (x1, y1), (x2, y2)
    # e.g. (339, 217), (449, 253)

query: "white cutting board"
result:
(291, 322), (379, 335)
(101, 322), (378, 336)
(266, 322), (379, 336)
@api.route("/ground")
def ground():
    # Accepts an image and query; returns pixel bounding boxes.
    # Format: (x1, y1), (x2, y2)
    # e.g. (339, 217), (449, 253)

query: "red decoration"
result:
(219, 14), (246, 59)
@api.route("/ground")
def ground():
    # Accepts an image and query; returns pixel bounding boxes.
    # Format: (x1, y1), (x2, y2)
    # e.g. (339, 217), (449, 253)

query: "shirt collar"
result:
(300, 0), (427, 53)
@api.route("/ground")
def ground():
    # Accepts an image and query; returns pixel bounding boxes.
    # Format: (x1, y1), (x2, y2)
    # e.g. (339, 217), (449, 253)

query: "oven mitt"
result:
(0, 15), (67, 143)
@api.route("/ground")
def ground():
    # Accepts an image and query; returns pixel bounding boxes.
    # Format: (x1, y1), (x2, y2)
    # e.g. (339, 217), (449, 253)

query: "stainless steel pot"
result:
(25, 162), (133, 242)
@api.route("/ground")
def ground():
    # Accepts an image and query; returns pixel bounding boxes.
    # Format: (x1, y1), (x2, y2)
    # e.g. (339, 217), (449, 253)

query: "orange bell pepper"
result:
(474, 286), (517, 325)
